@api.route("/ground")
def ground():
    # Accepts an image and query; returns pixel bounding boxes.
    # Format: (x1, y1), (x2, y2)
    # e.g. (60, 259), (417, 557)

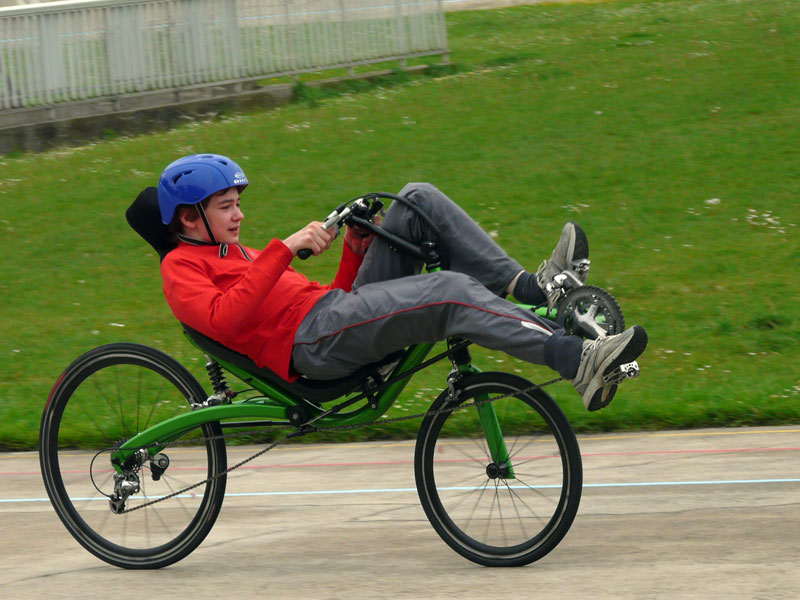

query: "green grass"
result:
(1, 0), (799, 449)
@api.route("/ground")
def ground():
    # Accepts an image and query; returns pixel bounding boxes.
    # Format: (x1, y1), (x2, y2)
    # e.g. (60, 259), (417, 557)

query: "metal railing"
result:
(0, 0), (448, 109)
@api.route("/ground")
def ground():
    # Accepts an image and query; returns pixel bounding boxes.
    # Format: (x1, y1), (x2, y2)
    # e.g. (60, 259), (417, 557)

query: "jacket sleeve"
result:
(161, 239), (294, 337)
(330, 241), (365, 292)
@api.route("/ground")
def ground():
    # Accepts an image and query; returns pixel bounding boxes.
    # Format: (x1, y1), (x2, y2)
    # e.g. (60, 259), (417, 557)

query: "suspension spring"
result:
(205, 356), (232, 396)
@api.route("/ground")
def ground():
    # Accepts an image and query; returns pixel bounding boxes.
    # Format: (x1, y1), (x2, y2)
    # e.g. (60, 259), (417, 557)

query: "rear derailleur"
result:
(108, 450), (170, 514)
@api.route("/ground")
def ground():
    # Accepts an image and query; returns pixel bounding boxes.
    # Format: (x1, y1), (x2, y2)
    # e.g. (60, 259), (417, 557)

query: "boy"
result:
(158, 153), (647, 411)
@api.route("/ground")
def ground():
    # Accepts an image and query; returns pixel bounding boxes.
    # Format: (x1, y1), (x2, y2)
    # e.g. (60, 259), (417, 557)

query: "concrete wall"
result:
(0, 63), (438, 153)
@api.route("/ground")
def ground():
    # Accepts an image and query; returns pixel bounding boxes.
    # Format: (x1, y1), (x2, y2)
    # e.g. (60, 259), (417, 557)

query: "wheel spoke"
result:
(141, 375), (169, 432)
(503, 478), (550, 527)
(494, 481), (508, 547)
(135, 368), (142, 434)
(439, 475), (492, 514)
(462, 479), (491, 533)
(483, 481), (498, 543)
(75, 382), (116, 441)
(435, 439), (491, 469)
(501, 479), (531, 540)
(161, 474), (201, 521)
(113, 368), (131, 438)
(121, 508), (128, 545)
(142, 481), (151, 548)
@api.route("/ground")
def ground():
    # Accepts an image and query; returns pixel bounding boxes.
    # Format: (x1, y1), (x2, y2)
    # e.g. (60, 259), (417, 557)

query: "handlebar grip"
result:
(297, 248), (313, 260)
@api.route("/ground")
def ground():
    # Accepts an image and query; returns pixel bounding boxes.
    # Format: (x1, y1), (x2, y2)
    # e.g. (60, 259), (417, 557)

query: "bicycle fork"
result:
(449, 342), (515, 480)
(476, 397), (516, 480)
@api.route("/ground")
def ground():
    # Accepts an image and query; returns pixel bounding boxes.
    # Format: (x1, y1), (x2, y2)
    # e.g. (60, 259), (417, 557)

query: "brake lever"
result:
(297, 203), (353, 260)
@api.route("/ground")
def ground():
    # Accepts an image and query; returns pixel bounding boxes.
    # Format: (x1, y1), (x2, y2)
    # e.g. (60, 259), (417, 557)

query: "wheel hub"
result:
(485, 462), (509, 479)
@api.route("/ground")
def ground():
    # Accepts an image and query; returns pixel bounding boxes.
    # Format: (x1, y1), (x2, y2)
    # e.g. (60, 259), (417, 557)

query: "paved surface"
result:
(2, 426), (799, 599)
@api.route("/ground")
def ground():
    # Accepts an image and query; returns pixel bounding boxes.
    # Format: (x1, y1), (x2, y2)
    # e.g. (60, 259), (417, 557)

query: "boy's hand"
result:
(283, 222), (336, 257)
(344, 214), (382, 256)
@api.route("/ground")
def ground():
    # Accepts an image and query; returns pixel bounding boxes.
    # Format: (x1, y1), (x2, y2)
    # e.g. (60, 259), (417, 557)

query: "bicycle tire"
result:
(414, 372), (582, 567)
(39, 343), (227, 569)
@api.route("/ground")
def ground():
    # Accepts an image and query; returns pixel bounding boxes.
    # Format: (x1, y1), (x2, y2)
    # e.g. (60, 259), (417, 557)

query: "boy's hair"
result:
(168, 198), (211, 234)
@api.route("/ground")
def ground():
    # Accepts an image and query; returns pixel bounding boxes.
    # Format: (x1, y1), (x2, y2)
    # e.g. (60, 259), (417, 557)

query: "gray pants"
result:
(292, 183), (564, 379)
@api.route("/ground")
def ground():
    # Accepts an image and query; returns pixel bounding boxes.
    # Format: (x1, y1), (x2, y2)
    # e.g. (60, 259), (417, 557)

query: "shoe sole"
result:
(586, 325), (648, 411)
(568, 221), (589, 264)
(565, 222), (589, 284)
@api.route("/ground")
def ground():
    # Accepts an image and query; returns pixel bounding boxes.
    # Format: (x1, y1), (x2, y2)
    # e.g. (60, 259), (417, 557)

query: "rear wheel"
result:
(415, 372), (582, 566)
(39, 343), (227, 569)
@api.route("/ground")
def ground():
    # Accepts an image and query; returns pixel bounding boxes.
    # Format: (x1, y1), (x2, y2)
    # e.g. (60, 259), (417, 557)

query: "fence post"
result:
(395, 0), (408, 59)
(436, 0), (449, 63)
(339, 0), (352, 74)
(223, 0), (242, 79)
(38, 13), (64, 104)
(283, 0), (294, 74)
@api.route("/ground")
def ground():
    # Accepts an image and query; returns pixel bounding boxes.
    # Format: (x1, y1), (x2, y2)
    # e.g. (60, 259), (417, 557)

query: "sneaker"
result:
(572, 325), (648, 411)
(536, 222), (590, 309)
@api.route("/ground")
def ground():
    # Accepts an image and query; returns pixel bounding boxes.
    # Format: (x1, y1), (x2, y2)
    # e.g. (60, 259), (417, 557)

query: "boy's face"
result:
(182, 187), (244, 244)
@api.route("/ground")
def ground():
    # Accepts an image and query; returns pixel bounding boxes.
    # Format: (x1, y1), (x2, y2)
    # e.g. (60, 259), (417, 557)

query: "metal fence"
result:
(0, 0), (448, 110)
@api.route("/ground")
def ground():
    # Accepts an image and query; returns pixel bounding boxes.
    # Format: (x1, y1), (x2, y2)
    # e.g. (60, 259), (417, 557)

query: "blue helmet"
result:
(157, 154), (249, 224)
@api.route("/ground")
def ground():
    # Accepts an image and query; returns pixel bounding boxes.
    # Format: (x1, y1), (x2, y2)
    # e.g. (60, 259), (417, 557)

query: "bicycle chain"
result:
(118, 377), (563, 513)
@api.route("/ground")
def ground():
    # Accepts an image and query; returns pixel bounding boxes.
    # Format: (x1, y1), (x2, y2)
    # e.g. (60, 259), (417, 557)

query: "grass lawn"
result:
(1, 0), (798, 449)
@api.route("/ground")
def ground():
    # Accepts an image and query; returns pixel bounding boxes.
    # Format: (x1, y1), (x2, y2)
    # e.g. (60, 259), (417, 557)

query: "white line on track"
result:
(3, 478), (799, 504)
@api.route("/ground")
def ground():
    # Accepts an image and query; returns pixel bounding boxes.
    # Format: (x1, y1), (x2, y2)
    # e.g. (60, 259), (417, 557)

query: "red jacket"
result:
(161, 238), (364, 380)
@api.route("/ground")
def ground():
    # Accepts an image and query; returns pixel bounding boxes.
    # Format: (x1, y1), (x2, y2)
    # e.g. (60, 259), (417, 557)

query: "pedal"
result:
(545, 275), (568, 306)
(555, 270), (586, 290)
(603, 361), (640, 385)
(572, 258), (591, 278)
(551, 273), (568, 289)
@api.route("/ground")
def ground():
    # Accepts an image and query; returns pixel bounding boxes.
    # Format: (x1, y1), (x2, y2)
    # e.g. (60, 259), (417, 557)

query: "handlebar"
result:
(297, 195), (384, 260)
(296, 192), (443, 269)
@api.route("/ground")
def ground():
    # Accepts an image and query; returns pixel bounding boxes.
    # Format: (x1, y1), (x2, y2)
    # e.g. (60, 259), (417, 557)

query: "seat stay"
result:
(109, 402), (291, 472)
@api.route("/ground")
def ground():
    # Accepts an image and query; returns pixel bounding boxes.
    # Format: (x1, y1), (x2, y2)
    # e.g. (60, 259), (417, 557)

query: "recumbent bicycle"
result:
(39, 189), (638, 569)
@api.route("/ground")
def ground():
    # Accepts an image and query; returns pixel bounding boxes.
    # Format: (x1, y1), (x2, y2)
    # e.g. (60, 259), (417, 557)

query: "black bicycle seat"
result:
(126, 187), (177, 261)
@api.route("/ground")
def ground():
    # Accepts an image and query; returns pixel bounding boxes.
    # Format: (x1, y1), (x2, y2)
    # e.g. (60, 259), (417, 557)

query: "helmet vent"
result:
(171, 170), (193, 184)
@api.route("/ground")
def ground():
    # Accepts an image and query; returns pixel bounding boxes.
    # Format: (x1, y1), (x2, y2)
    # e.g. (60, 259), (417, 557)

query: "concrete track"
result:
(2, 426), (799, 599)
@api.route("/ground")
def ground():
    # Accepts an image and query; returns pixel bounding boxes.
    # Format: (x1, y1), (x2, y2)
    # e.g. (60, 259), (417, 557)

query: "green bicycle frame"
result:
(110, 273), (548, 474)
(110, 316), (559, 475)
(110, 340), (436, 469)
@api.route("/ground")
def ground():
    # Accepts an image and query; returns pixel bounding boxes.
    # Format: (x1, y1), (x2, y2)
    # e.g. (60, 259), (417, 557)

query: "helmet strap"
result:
(195, 203), (218, 245)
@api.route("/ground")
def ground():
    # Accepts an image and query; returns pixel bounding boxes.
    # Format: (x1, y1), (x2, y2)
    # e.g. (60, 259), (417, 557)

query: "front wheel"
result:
(415, 372), (582, 567)
(39, 343), (227, 569)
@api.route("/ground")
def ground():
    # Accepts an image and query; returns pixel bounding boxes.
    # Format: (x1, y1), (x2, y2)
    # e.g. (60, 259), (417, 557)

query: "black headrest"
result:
(126, 187), (177, 260)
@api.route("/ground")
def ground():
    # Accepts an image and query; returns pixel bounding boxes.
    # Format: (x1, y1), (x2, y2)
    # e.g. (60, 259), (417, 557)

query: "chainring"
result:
(555, 285), (625, 339)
